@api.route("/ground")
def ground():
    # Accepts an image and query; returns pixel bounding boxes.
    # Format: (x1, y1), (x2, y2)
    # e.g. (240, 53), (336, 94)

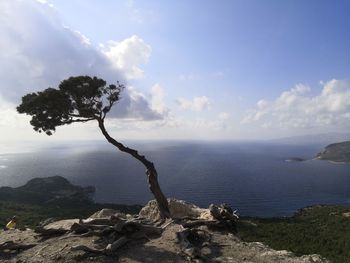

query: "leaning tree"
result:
(17, 76), (170, 218)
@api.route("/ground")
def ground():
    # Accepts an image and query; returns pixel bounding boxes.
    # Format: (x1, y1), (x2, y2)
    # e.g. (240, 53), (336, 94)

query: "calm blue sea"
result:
(1, 141), (350, 217)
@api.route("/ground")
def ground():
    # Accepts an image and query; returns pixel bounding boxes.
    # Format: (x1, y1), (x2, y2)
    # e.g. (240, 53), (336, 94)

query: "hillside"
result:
(315, 141), (350, 163)
(0, 176), (95, 205)
(239, 205), (350, 263)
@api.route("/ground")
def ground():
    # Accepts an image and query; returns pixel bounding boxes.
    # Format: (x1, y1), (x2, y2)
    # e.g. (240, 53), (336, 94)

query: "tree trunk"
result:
(97, 119), (170, 219)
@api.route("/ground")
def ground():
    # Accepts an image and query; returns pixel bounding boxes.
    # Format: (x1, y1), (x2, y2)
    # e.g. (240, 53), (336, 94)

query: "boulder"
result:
(139, 198), (214, 221)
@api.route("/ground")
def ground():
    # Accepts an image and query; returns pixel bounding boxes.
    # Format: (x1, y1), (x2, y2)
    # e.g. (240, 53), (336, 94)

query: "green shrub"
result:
(238, 205), (350, 263)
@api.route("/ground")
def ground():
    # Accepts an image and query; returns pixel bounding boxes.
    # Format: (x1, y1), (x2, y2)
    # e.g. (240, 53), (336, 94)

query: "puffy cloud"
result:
(0, 0), (162, 122)
(101, 35), (152, 80)
(0, 0), (118, 102)
(108, 87), (164, 121)
(108, 83), (172, 121)
(176, 96), (211, 111)
(242, 79), (350, 130)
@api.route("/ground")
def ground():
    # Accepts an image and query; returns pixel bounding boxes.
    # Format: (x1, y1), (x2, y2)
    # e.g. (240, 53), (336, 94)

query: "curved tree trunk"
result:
(97, 119), (170, 219)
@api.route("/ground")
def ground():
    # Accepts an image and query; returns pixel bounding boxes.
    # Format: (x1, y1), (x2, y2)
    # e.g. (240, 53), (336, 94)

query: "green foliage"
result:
(17, 76), (124, 135)
(238, 205), (350, 263)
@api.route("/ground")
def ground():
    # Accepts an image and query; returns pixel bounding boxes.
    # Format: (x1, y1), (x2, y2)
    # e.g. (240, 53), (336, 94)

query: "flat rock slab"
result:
(44, 219), (80, 231)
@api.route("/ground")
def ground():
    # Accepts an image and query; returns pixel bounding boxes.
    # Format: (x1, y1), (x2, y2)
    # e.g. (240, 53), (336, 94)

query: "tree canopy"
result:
(17, 76), (123, 135)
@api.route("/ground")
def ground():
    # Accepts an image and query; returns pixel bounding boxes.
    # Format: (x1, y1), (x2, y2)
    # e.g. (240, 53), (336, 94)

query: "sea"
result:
(1, 140), (350, 218)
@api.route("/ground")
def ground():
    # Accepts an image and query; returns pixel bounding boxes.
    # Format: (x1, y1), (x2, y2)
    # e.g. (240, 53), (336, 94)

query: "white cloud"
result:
(0, 97), (23, 127)
(108, 87), (164, 121)
(35, 0), (48, 4)
(0, 0), (161, 123)
(218, 112), (230, 120)
(151, 83), (168, 115)
(0, 0), (121, 102)
(176, 96), (211, 111)
(242, 79), (350, 130)
(101, 35), (152, 80)
(72, 30), (91, 46)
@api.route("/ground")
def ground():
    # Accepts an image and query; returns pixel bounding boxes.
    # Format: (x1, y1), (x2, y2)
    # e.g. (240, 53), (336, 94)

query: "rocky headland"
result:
(0, 176), (95, 205)
(315, 141), (350, 163)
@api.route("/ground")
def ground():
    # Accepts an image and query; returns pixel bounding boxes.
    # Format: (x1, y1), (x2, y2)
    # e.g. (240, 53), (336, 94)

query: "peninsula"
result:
(315, 141), (350, 163)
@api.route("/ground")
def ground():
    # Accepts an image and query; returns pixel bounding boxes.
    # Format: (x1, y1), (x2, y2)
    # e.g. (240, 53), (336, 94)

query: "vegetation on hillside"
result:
(238, 205), (350, 263)
(315, 141), (350, 163)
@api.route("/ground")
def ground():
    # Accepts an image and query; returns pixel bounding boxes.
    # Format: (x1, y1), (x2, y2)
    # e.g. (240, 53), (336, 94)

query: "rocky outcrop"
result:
(139, 198), (214, 221)
(0, 199), (329, 263)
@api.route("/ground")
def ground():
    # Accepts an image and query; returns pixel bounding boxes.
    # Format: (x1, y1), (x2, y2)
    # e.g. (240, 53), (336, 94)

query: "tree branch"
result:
(66, 118), (95, 123)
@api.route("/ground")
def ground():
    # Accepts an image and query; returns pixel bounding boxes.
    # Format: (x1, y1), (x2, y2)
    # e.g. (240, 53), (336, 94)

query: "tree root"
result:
(67, 218), (163, 256)
(39, 202), (238, 260)
(0, 241), (37, 251)
(34, 226), (68, 237)
(70, 231), (151, 256)
(71, 244), (105, 254)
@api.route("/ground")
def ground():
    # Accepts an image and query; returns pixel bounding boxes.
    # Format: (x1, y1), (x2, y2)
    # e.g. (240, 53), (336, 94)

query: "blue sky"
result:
(1, 0), (350, 144)
(50, 0), (350, 95)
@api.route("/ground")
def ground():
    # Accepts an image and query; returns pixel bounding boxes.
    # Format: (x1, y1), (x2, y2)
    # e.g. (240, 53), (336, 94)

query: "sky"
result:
(1, 0), (350, 145)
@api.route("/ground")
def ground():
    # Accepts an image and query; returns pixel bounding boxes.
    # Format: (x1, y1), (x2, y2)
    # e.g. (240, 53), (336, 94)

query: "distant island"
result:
(0, 176), (95, 206)
(285, 157), (306, 162)
(315, 141), (350, 163)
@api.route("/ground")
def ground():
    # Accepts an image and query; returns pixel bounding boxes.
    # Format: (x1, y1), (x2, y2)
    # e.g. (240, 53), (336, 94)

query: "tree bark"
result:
(98, 119), (170, 219)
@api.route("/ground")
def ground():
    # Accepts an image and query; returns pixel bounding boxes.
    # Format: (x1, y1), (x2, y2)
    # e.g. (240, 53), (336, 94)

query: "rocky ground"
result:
(0, 199), (328, 263)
